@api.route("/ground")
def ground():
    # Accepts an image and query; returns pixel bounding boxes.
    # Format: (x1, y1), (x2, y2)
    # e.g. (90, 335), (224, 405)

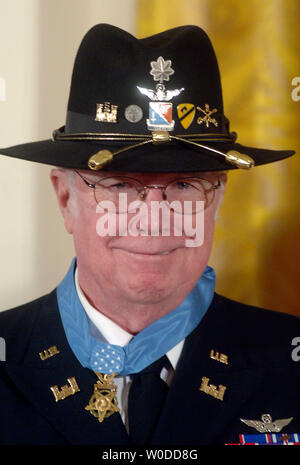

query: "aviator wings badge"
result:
(240, 414), (293, 433)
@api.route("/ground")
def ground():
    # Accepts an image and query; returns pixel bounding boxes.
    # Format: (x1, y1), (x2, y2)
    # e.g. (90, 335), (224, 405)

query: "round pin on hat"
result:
(125, 105), (143, 123)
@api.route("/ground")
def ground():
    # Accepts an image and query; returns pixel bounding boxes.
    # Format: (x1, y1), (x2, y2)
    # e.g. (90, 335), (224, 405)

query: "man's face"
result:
(51, 168), (226, 326)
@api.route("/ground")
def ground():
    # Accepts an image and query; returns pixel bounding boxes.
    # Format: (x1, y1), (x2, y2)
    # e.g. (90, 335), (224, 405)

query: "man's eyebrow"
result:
(81, 173), (130, 181)
(77, 171), (225, 182)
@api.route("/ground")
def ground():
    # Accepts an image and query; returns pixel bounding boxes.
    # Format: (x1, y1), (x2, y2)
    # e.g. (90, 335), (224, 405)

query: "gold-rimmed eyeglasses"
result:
(75, 170), (221, 213)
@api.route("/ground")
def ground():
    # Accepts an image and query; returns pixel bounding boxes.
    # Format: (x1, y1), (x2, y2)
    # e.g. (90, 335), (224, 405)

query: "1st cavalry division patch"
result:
(177, 103), (196, 129)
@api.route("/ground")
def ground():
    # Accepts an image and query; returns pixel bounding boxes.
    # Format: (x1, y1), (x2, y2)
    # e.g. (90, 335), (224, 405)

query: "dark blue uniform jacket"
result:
(0, 290), (300, 445)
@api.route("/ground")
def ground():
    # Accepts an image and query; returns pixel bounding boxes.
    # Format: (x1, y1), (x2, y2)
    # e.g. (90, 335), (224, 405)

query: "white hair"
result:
(55, 167), (79, 217)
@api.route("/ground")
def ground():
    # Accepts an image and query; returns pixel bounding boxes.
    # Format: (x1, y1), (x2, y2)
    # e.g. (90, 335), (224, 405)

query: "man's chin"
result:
(122, 278), (174, 305)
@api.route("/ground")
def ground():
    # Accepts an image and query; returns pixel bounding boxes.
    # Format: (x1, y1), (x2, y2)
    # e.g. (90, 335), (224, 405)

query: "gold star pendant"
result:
(85, 372), (120, 423)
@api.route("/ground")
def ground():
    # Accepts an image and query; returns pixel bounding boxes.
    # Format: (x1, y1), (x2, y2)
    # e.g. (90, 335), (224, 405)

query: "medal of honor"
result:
(85, 372), (120, 423)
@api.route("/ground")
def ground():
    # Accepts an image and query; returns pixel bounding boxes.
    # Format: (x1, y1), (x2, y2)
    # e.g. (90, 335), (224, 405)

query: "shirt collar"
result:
(74, 267), (183, 369)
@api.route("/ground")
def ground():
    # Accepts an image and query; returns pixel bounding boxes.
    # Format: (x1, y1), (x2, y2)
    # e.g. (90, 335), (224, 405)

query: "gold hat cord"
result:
(52, 128), (254, 170)
(87, 131), (255, 170)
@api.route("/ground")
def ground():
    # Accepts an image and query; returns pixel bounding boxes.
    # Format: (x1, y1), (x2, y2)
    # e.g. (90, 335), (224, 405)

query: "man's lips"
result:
(111, 247), (180, 256)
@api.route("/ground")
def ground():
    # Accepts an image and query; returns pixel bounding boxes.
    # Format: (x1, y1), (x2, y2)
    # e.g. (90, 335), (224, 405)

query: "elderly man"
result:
(0, 24), (299, 447)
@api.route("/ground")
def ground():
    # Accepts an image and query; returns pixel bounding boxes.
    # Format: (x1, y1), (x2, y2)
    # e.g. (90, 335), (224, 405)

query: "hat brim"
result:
(0, 138), (295, 172)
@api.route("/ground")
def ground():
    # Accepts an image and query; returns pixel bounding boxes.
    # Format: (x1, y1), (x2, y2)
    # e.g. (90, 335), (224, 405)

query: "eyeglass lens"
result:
(93, 177), (217, 213)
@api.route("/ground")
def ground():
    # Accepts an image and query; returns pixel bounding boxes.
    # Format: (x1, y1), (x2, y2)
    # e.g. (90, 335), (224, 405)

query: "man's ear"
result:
(50, 168), (75, 234)
(214, 172), (227, 220)
(219, 171), (228, 186)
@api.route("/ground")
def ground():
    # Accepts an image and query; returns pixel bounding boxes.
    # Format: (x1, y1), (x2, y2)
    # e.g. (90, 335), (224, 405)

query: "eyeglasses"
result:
(75, 170), (221, 214)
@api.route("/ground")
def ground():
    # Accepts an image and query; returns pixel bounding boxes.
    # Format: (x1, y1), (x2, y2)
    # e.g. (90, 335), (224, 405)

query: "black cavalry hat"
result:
(0, 24), (295, 172)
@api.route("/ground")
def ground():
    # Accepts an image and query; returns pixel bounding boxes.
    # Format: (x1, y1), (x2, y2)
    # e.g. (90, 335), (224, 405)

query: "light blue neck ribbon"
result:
(57, 258), (215, 375)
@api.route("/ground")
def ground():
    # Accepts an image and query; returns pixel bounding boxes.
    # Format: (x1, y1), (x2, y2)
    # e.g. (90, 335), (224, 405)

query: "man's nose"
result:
(136, 187), (174, 237)
(141, 186), (166, 203)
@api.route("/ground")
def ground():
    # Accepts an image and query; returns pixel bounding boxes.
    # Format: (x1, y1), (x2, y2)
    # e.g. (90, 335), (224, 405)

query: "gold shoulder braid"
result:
(85, 372), (120, 422)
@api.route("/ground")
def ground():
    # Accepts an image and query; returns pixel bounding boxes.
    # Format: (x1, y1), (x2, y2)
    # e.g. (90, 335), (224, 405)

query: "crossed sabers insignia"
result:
(197, 104), (218, 127)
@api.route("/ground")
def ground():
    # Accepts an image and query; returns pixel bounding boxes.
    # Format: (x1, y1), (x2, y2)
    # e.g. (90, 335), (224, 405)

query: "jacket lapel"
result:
(152, 296), (264, 445)
(4, 291), (129, 445)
